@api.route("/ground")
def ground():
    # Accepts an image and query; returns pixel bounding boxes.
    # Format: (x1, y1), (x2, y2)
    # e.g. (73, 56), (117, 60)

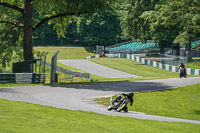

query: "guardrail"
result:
(46, 62), (91, 81)
(0, 73), (45, 84)
(125, 54), (200, 75)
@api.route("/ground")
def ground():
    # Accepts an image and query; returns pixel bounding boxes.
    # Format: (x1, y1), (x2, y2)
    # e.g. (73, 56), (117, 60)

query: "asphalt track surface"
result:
(1, 77), (200, 124)
(58, 59), (140, 78)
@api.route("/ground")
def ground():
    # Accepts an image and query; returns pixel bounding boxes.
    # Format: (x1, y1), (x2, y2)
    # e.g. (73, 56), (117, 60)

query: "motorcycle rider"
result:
(179, 63), (185, 69)
(179, 63), (187, 78)
(111, 92), (134, 112)
(122, 92), (134, 106)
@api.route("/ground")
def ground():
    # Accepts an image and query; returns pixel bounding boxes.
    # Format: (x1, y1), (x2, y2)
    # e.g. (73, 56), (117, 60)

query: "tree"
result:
(118, 0), (159, 41)
(76, 12), (122, 46)
(0, 0), (113, 61)
(140, 0), (180, 53)
(142, 0), (200, 52)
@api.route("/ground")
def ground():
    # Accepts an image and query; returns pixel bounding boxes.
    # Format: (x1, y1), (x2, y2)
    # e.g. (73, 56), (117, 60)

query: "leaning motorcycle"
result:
(107, 93), (134, 112)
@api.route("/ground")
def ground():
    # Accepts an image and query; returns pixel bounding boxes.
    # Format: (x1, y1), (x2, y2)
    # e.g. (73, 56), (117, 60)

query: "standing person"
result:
(102, 50), (105, 57)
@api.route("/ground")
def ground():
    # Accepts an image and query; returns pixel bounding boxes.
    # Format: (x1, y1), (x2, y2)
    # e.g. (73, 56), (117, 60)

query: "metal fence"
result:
(159, 54), (188, 67)
(46, 62), (91, 82)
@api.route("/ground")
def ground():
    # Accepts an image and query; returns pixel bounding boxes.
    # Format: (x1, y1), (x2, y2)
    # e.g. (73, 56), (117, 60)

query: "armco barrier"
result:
(0, 73), (45, 84)
(126, 54), (200, 75)
(46, 62), (91, 81)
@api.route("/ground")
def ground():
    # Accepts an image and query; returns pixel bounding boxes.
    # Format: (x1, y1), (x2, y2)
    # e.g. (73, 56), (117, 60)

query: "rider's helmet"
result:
(129, 92), (134, 97)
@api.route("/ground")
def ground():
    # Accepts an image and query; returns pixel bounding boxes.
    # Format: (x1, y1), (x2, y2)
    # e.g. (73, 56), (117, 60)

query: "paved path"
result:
(58, 59), (139, 78)
(1, 77), (200, 124)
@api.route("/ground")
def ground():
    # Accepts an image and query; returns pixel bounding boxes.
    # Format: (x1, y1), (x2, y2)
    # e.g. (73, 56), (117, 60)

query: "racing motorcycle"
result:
(107, 92), (134, 112)
(179, 67), (187, 78)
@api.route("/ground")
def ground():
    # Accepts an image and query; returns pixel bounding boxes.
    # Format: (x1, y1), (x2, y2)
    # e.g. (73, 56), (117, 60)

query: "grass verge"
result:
(95, 83), (200, 121)
(0, 99), (199, 133)
(0, 84), (43, 87)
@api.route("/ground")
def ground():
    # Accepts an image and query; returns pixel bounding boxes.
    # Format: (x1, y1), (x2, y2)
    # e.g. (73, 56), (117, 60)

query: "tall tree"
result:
(140, 0), (180, 53)
(118, 0), (159, 41)
(142, 0), (200, 52)
(0, 0), (113, 61)
(76, 12), (122, 46)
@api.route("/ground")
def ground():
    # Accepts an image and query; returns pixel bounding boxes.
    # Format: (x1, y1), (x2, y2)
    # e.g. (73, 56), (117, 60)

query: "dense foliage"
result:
(0, 0), (200, 68)
(119, 0), (200, 51)
(0, 0), (113, 68)
(33, 12), (122, 46)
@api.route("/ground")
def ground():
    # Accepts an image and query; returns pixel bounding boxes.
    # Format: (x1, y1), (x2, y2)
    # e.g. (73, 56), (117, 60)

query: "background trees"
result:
(118, 0), (200, 53)
(0, 0), (200, 68)
(0, 0), (113, 62)
(76, 12), (122, 46)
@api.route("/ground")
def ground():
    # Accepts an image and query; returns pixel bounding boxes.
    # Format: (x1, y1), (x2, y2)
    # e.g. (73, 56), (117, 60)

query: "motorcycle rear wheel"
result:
(107, 105), (113, 111)
(117, 103), (126, 112)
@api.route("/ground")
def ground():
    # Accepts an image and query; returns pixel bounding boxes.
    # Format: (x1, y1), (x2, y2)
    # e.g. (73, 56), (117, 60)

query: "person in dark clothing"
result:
(179, 63), (187, 78)
(122, 92), (134, 106)
(179, 63), (185, 69)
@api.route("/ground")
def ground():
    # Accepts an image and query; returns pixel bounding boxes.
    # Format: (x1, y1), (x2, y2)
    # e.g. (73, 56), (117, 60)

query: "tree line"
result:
(0, 0), (200, 68)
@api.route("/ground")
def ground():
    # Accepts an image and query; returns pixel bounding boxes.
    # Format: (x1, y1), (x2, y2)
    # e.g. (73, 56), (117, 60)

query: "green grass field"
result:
(0, 84), (42, 87)
(0, 99), (199, 133)
(34, 46), (95, 63)
(95, 83), (200, 121)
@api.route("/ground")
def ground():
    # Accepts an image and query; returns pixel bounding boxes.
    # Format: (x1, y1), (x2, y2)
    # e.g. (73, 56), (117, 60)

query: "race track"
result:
(1, 77), (200, 124)
(58, 59), (140, 78)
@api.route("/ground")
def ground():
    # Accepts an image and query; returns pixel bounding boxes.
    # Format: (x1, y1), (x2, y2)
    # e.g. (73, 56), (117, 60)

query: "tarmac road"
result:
(1, 77), (200, 124)
(58, 59), (140, 78)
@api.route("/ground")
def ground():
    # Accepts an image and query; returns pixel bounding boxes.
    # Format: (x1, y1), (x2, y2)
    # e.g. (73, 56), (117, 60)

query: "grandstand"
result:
(191, 40), (200, 48)
(105, 40), (159, 54)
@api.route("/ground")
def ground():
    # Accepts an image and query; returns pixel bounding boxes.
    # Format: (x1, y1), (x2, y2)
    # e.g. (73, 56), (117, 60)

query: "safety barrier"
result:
(46, 62), (91, 81)
(126, 54), (200, 75)
(0, 73), (45, 84)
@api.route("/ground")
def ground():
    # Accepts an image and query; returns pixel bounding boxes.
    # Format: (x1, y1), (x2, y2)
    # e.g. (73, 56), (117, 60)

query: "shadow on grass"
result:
(194, 110), (200, 115)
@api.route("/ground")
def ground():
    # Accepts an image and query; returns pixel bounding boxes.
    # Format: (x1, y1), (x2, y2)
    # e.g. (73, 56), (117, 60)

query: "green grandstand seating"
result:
(105, 40), (158, 53)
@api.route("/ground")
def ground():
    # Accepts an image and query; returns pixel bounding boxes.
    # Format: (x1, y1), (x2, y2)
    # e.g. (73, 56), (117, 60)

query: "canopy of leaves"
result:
(0, 0), (113, 67)
(76, 12), (122, 46)
(118, 0), (159, 41)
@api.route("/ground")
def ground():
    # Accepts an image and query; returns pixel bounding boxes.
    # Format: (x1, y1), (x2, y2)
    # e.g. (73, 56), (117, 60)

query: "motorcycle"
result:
(179, 67), (187, 78)
(107, 93), (134, 112)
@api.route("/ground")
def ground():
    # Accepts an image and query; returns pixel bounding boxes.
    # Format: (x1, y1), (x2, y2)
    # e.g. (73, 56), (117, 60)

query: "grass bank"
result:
(95, 83), (200, 121)
(0, 99), (199, 133)
(34, 46), (95, 62)
(0, 84), (43, 87)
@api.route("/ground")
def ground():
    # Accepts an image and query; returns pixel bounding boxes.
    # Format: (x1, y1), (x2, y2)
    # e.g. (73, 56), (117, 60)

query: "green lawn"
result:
(0, 99), (199, 133)
(188, 62), (200, 69)
(0, 84), (43, 87)
(95, 83), (200, 121)
(34, 46), (95, 63)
